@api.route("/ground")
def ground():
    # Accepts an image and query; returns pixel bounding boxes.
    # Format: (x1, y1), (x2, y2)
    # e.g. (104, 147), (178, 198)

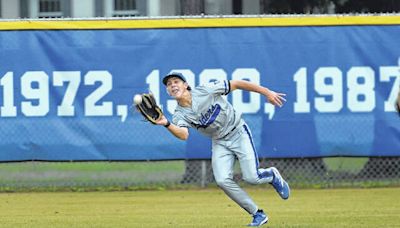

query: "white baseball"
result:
(133, 94), (142, 105)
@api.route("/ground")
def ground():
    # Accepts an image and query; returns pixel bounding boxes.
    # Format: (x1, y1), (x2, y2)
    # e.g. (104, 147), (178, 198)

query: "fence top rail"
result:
(0, 13), (400, 30)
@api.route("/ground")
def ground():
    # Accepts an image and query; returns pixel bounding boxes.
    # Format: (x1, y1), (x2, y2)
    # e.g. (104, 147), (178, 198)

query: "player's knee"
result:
(215, 177), (233, 189)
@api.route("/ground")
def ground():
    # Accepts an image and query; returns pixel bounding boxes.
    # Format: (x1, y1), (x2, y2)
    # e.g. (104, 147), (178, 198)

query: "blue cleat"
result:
(270, 167), (290, 200)
(248, 210), (268, 227)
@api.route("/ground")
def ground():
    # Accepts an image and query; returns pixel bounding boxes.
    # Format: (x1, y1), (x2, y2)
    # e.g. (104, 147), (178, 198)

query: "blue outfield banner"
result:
(0, 22), (399, 161)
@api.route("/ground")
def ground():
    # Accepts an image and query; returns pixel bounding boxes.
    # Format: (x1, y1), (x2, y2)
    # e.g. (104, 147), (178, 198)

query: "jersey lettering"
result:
(192, 103), (221, 129)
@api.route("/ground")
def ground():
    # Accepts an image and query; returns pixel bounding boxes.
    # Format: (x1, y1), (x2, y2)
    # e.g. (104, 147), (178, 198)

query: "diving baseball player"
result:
(156, 72), (290, 227)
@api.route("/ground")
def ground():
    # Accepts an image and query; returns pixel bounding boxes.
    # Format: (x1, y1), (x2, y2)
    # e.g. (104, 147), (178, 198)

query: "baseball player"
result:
(156, 72), (290, 227)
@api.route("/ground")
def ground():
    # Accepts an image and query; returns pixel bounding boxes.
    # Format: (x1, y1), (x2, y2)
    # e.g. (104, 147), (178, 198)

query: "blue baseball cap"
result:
(162, 72), (191, 90)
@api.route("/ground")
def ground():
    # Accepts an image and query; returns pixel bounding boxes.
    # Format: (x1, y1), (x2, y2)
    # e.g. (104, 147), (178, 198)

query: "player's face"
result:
(166, 77), (187, 98)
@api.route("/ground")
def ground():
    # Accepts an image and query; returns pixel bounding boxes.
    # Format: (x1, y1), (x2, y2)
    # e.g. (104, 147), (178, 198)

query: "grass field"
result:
(0, 158), (382, 191)
(0, 187), (399, 227)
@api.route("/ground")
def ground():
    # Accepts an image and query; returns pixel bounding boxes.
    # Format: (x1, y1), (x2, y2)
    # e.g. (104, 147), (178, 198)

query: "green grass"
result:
(0, 161), (185, 172)
(0, 187), (399, 227)
(0, 161), (186, 189)
(0, 160), (398, 191)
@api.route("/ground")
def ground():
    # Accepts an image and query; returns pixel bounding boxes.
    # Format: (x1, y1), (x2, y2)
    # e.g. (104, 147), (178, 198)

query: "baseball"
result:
(133, 94), (142, 105)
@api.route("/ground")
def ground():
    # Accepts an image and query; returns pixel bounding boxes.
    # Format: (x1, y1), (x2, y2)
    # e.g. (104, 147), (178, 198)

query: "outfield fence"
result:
(0, 157), (399, 191)
(0, 15), (399, 191)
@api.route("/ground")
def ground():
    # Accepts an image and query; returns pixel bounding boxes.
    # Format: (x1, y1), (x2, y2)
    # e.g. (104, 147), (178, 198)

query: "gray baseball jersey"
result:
(172, 80), (242, 139)
(172, 80), (274, 215)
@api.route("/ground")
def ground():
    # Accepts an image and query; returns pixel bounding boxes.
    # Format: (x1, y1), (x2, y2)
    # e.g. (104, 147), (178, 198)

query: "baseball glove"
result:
(135, 93), (163, 124)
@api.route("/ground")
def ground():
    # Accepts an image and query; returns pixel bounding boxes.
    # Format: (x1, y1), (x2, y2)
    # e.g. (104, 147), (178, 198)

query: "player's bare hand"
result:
(266, 90), (286, 107)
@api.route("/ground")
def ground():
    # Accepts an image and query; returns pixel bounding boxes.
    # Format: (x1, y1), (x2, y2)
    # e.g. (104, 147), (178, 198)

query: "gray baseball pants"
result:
(212, 124), (274, 214)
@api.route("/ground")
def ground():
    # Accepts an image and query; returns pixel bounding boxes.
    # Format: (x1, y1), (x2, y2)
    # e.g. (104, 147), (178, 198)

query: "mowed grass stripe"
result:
(0, 188), (398, 227)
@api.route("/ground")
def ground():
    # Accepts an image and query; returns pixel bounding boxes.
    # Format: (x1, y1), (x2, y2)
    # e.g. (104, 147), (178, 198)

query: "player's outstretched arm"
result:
(230, 80), (286, 107)
(155, 115), (189, 140)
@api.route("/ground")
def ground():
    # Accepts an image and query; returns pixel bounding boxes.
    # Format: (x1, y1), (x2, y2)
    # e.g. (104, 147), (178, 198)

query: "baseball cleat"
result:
(248, 210), (268, 227)
(270, 167), (290, 200)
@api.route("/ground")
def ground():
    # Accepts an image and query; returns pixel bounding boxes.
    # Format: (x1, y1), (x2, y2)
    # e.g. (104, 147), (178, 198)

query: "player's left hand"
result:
(266, 90), (286, 107)
(134, 93), (164, 124)
(155, 115), (169, 126)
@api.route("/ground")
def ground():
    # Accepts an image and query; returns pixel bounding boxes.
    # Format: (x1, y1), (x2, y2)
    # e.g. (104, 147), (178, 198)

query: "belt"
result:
(221, 126), (237, 139)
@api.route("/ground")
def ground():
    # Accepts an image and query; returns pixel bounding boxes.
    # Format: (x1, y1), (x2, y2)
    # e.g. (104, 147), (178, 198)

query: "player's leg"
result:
(211, 140), (259, 215)
(234, 124), (290, 200)
(212, 141), (268, 226)
(233, 125), (273, 184)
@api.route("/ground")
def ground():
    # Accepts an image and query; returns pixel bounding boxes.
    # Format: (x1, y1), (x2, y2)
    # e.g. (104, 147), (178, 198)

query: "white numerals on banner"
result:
(21, 71), (50, 117)
(380, 66), (400, 112)
(84, 71), (113, 116)
(2, 66), (395, 120)
(314, 67), (343, 113)
(0, 72), (17, 117)
(0, 71), (124, 120)
(347, 67), (375, 112)
(294, 66), (399, 113)
(293, 67), (310, 113)
(53, 71), (81, 116)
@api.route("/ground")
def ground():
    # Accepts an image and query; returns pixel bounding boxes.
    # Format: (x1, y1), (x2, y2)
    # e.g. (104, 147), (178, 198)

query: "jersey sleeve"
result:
(202, 80), (231, 95)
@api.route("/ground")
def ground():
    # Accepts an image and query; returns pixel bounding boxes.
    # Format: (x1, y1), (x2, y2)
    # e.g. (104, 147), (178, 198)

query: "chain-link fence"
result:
(0, 157), (398, 191)
(179, 157), (400, 188)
